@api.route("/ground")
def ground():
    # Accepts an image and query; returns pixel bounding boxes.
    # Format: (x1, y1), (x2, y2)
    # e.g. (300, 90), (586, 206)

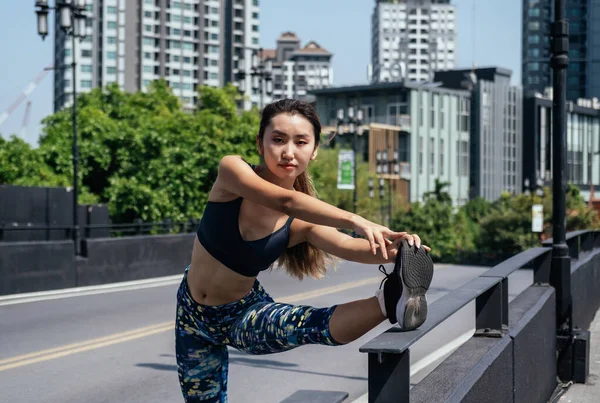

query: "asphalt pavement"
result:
(0, 260), (533, 403)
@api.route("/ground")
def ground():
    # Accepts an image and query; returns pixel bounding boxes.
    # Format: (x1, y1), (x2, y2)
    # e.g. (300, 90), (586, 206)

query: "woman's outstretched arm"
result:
(217, 155), (403, 258)
(304, 224), (429, 264)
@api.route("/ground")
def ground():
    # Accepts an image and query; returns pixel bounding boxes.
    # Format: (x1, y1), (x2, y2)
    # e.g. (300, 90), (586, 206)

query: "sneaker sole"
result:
(395, 242), (434, 331)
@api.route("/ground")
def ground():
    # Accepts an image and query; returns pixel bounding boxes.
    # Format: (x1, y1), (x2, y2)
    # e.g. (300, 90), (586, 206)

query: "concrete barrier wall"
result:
(0, 234), (195, 295)
(411, 285), (556, 403)
(0, 241), (76, 295)
(571, 252), (600, 329)
(77, 234), (195, 287)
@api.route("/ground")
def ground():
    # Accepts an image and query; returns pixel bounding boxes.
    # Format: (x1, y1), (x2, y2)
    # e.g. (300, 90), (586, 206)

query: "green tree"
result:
(390, 195), (475, 262)
(0, 135), (68, 187)
(423, 178), (452, 204)
(34, 80), (259, 222)
(309, 147), (398, 223)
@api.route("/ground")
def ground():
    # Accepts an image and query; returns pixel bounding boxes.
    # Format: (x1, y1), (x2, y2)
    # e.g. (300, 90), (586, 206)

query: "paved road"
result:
(0, 261), (533, 403)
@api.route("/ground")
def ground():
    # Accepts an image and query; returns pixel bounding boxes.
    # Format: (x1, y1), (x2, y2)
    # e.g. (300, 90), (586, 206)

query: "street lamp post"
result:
(337, 107), (365, 216)
(550, 0), (590, 383)
(236, 48), (273, 109)
(35, 0), (88, 255)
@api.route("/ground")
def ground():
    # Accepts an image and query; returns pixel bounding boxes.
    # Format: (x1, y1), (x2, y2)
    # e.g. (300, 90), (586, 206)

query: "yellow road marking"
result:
(0, 325), (173, 372)
(0, 276), (381, 372)
(0, 321), (173, 366)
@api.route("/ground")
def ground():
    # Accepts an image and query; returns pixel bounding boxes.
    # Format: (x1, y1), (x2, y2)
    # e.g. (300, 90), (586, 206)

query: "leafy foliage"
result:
(2, 81), (259, 222)
(1, 82), (598, 262)
(309, 147), (403, 223)
(391, 181), (475, 261)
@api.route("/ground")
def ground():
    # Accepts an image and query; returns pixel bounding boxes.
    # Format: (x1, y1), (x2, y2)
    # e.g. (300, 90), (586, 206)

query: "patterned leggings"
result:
(175, 268), (343, 402)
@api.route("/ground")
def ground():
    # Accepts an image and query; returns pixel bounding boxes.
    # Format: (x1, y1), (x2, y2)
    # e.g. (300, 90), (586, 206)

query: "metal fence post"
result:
(368, 351), (410, 403)
(533, 250), (552, 284)
(475, 281), (505, 336)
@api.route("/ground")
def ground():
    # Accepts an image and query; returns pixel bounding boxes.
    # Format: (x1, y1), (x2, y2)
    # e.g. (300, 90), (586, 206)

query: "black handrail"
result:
(0, 220), (200, 241)
(359, 230), (599, 403)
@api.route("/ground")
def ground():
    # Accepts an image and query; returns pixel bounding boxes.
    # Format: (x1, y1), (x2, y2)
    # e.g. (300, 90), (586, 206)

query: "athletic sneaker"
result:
(378, 239), (434, 331)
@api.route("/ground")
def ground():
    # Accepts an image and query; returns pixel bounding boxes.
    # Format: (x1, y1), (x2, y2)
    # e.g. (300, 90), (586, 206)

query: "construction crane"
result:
(19, 101), (32, 139)
(0, 65), (52, 129)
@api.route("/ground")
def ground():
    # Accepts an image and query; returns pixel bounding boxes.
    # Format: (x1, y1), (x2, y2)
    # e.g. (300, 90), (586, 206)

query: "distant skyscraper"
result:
(260, 32), (333, 102)
(54, 0), (261, 111)
(522, 0), (600, 100)
(370, 0), (456, 83)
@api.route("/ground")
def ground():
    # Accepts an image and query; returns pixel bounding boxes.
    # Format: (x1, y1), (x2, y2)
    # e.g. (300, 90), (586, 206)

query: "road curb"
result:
(0, 274), (184, 306)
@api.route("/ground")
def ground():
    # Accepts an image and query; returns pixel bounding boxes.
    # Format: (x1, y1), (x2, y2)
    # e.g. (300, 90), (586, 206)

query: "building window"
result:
(65, 48), (71, 56)
(252, 12), (259, 19)
(362, 105), (375, 124)
(81, 65), (92, 73)
(430, 95), (436, 129)
(107, 36), (117, 44)
(81, 80), (92, 88)
(430, 137), (435, 175)
(439, 139), (445, 176)
(253, 0), (259, 5)
(459, 98), (469, 132)
(107, 67), (117, 74)
(107, 51), (117, 59)
(81, 49), (92, 57)
(143, 37), (154, 46)
(528, 35), (540, 44)
(107, 6), (117, 14)
(107, 21), (117, 29)
(143, 65), (152, 73)
(419, 136), (423, 174)
(252, 38), (259, 45)
(457, 140), (468, 176)
(419, 93), (424, 127)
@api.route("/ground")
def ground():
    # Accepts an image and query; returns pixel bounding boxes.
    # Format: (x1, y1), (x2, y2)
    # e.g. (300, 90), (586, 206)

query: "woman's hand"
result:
(385, 233), (432, 263)
(351, 216), (407, 259)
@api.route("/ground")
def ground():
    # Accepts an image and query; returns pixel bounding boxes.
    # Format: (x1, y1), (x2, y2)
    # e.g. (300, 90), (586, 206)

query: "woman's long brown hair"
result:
(258, 99), (336, 280)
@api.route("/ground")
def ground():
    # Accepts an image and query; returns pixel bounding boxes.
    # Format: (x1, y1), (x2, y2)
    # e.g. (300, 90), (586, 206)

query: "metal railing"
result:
(0, 219), (200, 242)
(359, 230), (600, 402)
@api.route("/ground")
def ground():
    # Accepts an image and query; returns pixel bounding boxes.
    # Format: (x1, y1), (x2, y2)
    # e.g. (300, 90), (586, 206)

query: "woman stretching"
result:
(176, 99), (434, 402)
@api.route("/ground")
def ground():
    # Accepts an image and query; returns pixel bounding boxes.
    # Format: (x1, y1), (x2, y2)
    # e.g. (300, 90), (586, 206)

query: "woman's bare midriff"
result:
(186, 237), (257, 306)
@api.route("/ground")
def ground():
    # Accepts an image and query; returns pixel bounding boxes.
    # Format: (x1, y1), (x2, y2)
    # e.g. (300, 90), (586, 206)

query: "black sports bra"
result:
(196, 165), (294, 277)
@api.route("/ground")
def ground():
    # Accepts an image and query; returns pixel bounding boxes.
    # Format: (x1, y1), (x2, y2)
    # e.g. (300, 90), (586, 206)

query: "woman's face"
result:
(258, 113), (318, 181)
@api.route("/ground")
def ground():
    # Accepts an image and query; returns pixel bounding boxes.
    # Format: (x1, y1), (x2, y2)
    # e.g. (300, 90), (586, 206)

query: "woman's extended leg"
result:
(226, 295), (386, 355)
(328, 296), (386, 344)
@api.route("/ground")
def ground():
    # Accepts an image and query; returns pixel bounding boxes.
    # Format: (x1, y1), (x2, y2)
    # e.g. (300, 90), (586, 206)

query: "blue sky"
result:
(0, 0), (522, 146)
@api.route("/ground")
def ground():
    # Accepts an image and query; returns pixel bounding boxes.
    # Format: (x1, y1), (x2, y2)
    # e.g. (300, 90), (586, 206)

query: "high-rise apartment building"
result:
(370, 0), (456, 83)
(522, 0), (600, 101)
(54, 0), (260, 112)
(523, 94), (600, 202)
(260, 32), (333, 102)
(435, 68), (523, 201)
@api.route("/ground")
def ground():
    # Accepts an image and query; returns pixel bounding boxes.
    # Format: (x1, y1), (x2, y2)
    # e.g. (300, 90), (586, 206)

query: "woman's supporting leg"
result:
(175, 331), (229, 403)
(226, 296), (386, 354)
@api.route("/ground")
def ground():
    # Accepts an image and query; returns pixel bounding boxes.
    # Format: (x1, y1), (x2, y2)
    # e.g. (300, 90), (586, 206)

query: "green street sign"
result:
(337, 150), (355, 190)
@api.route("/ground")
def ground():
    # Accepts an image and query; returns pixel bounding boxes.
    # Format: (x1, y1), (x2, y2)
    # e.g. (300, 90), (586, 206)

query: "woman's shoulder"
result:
(220, 155), (256, 170)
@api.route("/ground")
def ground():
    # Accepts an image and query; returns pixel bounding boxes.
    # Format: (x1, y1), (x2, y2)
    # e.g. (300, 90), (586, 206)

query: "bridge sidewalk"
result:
(559, 308), (600, 403)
